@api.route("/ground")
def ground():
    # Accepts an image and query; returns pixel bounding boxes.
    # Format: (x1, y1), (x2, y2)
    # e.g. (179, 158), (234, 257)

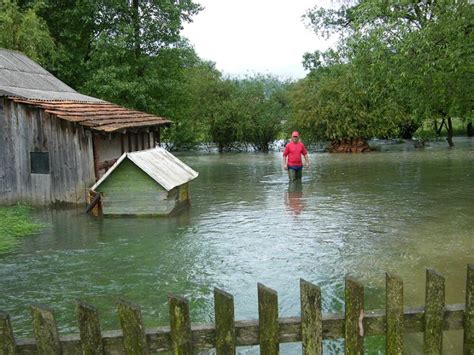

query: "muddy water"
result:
(1, 138), (473, 353)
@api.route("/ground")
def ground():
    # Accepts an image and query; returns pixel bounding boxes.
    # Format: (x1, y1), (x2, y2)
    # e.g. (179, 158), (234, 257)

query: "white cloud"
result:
(182, 0), (336, 80)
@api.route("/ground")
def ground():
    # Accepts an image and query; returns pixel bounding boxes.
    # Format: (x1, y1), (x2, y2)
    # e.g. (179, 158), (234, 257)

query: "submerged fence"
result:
(1, 265), (473, 354)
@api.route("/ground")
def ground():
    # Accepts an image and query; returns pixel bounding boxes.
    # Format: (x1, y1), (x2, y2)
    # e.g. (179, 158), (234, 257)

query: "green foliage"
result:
(0, 204), (42, 253)
(0, 0), (55, 65)
(206, 75), (290, 152)
(36, 0), (202, 89)
(1, 1), (292, 151)
(300, 0), (474, 144)
(289, 63), (404, 142)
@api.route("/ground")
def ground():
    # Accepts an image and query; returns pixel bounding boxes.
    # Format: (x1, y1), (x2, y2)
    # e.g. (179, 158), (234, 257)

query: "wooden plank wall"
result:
(0, 98), (96, 205)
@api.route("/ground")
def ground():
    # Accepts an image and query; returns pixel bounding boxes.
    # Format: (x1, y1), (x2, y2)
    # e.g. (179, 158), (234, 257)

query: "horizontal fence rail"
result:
(0, 265), (472, 354)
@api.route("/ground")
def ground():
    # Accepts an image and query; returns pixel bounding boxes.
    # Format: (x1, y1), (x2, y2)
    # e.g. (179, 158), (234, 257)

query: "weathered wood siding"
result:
(97, 159), (179, 215)
(94, 132), (156, 178)
(0, 98), (95, 205)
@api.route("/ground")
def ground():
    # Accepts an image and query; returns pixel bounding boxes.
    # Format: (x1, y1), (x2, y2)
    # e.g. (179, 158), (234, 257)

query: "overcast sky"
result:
(181, 0), (336, 80)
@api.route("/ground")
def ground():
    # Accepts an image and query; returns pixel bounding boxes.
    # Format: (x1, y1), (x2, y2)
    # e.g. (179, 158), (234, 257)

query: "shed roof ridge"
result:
(0, 66), (67, 78)
(8, 96), (107, 104)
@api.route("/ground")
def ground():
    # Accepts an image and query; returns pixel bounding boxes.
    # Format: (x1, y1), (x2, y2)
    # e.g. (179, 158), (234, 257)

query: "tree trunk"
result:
(132, 0), (140, 59)
(328, 138), (370, 153)
(446, 117), (454, 147)
(467, 121), (473, 137)
(436, 118), (446, 136)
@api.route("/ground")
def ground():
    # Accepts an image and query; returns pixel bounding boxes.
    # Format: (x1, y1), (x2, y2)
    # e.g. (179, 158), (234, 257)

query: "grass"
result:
(0, 204), (43, 253)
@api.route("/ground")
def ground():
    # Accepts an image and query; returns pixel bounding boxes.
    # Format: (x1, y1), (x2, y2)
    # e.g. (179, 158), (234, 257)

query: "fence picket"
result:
(0, 311), (15, 355)
(464, 264), (474, 355)
(117, 299), (149, 354)
(345, 277), (364, 355)
(169, 294), (192, 355)
(423, 269), (445, 355)
(76, 301), (104, 355)
(386, 273), (403, 355)
(300, 279), (322, 355)
(2, 266), (472, 353)
(214, 288), (235, 355)
(31, 304), (61, 355)
(258, 283), (279, 355)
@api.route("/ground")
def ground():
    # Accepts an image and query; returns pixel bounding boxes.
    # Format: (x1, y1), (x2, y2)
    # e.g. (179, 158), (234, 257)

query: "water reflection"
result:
(285, 181), (305, 216)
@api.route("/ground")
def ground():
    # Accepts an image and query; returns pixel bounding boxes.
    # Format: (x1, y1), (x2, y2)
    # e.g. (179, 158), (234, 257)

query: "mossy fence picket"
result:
(1, 265), (473, 354)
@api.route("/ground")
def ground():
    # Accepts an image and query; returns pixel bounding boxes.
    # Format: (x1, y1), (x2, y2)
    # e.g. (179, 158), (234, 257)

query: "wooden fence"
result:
(1, 265), (473, 354)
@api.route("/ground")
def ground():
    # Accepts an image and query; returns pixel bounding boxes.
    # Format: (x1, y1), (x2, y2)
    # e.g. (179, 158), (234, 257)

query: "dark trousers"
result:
(288, 166), (303, 181)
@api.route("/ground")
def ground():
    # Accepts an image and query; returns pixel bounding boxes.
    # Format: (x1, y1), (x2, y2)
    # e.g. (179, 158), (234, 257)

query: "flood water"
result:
(1, 138), (473, 354)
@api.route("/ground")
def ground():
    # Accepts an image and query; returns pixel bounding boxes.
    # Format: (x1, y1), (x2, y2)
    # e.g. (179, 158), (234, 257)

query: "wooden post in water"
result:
(386, 273), (403, 355)
(169, 294), (192, 355)
(257, 283), (279, 355)
(117, 299), (149, 354)
(345, 277), (364, 355)
(300, 279), (322, 355)
(76, 301), (104, 354)
(423, 269), (445, 354)
(465, 264), (474, 355)
(214, 288), (235, 355)
(0, 311), (15, 355)
(31, 304), (61, 355)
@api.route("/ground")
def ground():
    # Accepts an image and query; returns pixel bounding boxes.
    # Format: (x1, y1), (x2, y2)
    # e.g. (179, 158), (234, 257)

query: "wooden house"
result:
(90, 147), (198, 216)
(0, 48), (171, 206)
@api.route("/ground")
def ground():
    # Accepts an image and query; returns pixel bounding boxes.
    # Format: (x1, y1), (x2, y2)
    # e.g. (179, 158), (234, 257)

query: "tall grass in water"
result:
(0, 204), (43, 253)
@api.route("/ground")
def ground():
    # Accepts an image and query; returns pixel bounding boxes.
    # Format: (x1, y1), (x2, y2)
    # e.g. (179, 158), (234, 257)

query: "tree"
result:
(235, 75), (290, 152)
(35, 0), (202, 94)
(289, 63), (403, 147)
(0, 0), (55, 65)
(302, 0), (474, 147)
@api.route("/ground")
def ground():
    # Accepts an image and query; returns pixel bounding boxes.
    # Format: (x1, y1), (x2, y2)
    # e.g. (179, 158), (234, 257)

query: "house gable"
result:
(96, 159), (179, 216)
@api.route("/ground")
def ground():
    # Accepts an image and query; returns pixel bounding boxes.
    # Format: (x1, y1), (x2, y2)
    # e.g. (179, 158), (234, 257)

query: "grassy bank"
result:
(0, 204), (43, 253)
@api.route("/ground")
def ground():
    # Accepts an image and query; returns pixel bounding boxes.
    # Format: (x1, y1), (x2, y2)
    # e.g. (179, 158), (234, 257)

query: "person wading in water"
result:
(282, 131), (310, 181)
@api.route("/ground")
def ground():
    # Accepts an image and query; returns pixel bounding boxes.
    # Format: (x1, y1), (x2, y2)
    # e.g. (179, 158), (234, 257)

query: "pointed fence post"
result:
(0, 311), (15, 355)
(31, 304), (61, 355)
(300, 279), (322, 355)
(345, 277), (364, 355)
(76, 301), (104, 354)
(464, 264), (474, 355)
(214, 288), (235, 355)
(257, 283), (279, 355)
(386, 273), (403, 355)
(423, 269), (445, 355)
(117, 299), (149, 354)
(169, 294), (192, 355)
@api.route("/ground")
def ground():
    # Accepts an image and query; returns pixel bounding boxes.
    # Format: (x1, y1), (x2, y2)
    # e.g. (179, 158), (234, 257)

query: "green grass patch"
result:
(0, 204), (43, 253)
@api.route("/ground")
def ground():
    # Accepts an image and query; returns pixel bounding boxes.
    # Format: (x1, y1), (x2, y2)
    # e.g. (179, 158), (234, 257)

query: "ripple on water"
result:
(1, 143), (473, 354)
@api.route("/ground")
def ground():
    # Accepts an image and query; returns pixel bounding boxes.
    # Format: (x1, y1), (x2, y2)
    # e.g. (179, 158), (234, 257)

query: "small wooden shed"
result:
(90, 147), (198, 216)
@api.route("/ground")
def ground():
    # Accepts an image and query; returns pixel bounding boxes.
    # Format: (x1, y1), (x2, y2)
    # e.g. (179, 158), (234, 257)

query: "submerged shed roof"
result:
(0, 48), (171, 132)
(91, 147), (199, 192)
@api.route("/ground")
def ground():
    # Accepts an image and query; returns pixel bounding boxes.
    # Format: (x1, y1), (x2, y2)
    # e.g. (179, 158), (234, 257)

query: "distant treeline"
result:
(1, 0), (472, 150)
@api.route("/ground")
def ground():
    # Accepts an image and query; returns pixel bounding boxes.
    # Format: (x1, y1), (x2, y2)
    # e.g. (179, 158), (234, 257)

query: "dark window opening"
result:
(30, 152), (50, 174)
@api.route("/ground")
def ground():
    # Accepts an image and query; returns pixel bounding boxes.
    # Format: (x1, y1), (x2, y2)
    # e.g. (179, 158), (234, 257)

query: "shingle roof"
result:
(91, 147), (199, 191)
(0, 48), (171, 132)
(8, 97), (171, 133)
